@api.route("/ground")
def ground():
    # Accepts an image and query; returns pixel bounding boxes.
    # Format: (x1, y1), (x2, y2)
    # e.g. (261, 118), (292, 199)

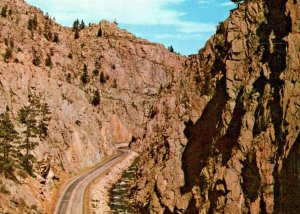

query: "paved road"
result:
(54, 149), (129, 214)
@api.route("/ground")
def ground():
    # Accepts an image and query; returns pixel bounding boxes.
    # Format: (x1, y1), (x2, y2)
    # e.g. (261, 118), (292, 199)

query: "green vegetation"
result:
(45, 54), (53, 67)
(28, 14), (38, 31)
(91, 90), (100, 106)
(0, 112), (19, 179)
(1, 5), (8, 17)
(168, 45), (174, 53)
(97, 28), (102, 37)
(3, 46), (12, 62)
(53, 33), (59, 43)
(0, 94), (51, 179)
(18, 94), (51, 176)
(81, 64), (89, 84)
(100, 71), (107, 84)
(73, 19), (85, 39)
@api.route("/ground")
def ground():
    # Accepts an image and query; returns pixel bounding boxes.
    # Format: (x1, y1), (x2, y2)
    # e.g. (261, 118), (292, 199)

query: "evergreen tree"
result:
(28, 14), (38, 31)
(1, 5), (8, 17)
(38, 103), (51, 139)
(168, 45), (174, 53)
(81, 64), (89, 84)
(18, 94), (51, 176)
(80, 20), (85, 29)
(97, 28), (102, 37)
(0, 112), (19, 178)
(73, 19), (79, 31)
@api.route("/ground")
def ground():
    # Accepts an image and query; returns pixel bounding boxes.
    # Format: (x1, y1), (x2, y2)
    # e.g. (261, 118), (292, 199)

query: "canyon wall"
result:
(132, 0), (300, 213)
(0, 0), (184, 213)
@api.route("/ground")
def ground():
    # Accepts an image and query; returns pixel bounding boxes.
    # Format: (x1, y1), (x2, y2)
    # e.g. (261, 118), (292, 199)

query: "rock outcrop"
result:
(132, 0), (300, 213)
(0, 0), (184, 213)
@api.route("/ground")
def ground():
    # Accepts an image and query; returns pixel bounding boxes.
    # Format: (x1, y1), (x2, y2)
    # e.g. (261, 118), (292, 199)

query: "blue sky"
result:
(25, 0), (235, 55)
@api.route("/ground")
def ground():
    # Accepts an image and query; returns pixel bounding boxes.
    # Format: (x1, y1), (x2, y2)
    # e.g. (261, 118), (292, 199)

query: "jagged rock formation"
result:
(132, 0), (300, 213)
(0, 0), (184, 213)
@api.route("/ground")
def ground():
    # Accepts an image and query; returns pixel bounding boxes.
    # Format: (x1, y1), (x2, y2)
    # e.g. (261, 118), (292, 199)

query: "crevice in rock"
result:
(241, 155), (261, 202)
(181, 77), (228, 193)
(216, 89), (246, 165)
(274, 133), (300, 214)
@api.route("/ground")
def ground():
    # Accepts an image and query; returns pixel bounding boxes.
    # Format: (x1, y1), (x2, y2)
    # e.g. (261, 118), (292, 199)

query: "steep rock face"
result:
(0, 0), (184, 213)
(132, 0), (300, 213)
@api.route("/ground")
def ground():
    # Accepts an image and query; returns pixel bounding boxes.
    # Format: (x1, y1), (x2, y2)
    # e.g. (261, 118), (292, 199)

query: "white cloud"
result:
(26, 0), (215, 33)
(154, 33), (201, 40)
(218, 2), (235, 7)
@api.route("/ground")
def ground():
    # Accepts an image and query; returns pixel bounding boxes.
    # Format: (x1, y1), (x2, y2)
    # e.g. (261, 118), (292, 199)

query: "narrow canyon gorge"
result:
(0, 0), (299, 213)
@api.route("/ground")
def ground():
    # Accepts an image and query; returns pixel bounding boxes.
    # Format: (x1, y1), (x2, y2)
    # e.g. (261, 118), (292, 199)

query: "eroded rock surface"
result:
(131, 0), (300, 213)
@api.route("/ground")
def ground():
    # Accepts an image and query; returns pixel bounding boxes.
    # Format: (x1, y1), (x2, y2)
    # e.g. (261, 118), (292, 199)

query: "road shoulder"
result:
(87, 151), (139, 213)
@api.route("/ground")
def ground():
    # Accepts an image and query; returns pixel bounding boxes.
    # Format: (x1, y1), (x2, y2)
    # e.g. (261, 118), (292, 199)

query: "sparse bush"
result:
(81, 64), (89, 84)
(1, 5), (8, 17)
(93, 69), (99, 76)
(3, 47), (12, 62)
(100, 71), (106, 83)
(111, 79), (117, 88)
(111, 64), (116, 70)
(66, 73), (72, 83)
(91, 90), (100, 106)
(68, 53), (73, 59)
(32, 55), (41, 66)
(45, 54), (53, 67)
(53, 33), (59, 43)
(75, 120), (81, 126)
(28, 14), (38, 31)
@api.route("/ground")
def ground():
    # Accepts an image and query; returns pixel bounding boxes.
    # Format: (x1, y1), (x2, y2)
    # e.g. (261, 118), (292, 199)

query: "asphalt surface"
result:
(54, 149), (129, 214)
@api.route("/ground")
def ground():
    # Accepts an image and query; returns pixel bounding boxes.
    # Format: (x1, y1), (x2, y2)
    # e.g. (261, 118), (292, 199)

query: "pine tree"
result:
(80, 20), (85, 29)
(18, 94), (51, 176)
(97, 28), (102, 37)
(0, 112), (19, 178)
(81, 64), (89, 84)
(38, 103), (51, 139)
(73, 19), (79, 31)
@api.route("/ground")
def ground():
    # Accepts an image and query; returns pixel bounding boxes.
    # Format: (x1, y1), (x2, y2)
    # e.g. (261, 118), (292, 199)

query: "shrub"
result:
(28, 14), (38, 31)
(91, 90), (100, 106)
(1, 5), (8, 17)
(3, 47), (12, 61)
(93, 69), (99, 76)
(100, 72), (106, 83)
(53, 33), (59, 43)
(45, 54), (53, 67)
(81, 66), (89, 84)
(32, 55), (41, 66)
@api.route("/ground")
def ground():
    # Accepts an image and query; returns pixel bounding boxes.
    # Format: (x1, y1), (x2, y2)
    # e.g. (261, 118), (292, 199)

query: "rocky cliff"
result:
(132, 0), (300, 213)
(0, 0), (184, 213)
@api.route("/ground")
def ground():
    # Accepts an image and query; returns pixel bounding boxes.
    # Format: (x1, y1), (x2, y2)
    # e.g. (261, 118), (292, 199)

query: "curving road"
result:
(54, 149), (129, 214)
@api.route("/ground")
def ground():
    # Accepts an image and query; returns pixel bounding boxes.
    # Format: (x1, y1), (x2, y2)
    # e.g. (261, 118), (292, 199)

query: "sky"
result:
(25, 0), (235, 55)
